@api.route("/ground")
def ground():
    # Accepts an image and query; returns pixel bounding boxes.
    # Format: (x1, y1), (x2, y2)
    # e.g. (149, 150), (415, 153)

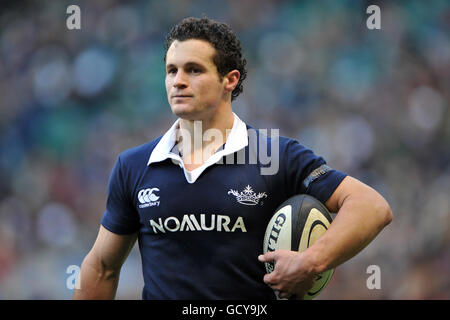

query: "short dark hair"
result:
(164, 17), (247, 101)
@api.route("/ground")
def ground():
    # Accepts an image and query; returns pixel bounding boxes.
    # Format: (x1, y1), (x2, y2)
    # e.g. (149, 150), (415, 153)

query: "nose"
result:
(173, 70), (188, 89)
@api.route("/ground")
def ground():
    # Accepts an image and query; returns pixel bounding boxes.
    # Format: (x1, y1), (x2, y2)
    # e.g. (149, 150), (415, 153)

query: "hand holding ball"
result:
(262, 194), (335, 299)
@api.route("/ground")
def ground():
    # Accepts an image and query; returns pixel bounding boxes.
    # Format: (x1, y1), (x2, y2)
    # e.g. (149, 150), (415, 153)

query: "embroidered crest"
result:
(228, 185), (267, 206)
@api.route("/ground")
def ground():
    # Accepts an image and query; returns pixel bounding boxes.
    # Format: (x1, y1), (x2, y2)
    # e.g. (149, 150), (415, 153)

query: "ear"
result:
(223, 70), (240, 94)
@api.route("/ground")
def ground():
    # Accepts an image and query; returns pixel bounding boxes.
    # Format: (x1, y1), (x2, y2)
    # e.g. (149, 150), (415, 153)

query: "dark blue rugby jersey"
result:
(100, 113), (347, 299)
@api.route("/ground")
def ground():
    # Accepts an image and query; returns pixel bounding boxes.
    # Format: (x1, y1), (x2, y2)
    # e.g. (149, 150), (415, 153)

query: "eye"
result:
(189, 67), (202, 74)
(167, 68), (177, 75)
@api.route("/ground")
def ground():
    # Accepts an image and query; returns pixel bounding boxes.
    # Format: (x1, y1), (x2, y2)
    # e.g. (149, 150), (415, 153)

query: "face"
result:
(165, 39), (226, 120)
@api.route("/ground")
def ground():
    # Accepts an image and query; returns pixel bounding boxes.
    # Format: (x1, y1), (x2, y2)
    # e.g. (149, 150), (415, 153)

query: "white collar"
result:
(147, 112), (248, 183)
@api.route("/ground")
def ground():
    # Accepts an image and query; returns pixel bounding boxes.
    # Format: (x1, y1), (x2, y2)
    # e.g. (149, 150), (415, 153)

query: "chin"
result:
(171, 104), (201, 120)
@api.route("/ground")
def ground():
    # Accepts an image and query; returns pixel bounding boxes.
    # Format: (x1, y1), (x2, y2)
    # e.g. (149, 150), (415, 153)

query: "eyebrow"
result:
(165, 61), (206, 70)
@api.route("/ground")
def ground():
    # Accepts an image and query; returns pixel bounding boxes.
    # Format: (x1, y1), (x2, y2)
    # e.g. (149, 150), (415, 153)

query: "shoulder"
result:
(244, 125), (312, 166)
(246, 124), (296, 151)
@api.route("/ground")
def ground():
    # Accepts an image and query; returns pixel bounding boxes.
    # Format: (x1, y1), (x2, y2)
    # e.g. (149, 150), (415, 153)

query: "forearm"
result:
(305, 192), (393, 274)
(72, 254), (120, 300)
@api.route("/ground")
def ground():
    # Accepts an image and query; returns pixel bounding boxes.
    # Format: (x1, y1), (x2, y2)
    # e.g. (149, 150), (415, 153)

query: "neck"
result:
(176, 106), (234, 165)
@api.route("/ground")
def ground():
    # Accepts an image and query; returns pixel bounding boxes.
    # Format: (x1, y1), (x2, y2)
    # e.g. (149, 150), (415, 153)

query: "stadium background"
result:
(0, 0), (448, 299)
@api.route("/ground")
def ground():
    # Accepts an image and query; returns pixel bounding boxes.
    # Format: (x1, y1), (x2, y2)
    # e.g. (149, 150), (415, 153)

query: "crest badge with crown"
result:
(228, 185), (267, 206)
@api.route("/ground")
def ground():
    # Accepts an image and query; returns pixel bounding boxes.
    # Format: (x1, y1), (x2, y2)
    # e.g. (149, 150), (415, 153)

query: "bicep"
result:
(324, 176), (383, 213)
(88, 225), (138, 271)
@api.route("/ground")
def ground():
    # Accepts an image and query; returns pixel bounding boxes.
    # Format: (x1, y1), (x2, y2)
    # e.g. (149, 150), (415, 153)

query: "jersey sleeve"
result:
(100, 156), (141, 234)
(283, 139), (347, 206)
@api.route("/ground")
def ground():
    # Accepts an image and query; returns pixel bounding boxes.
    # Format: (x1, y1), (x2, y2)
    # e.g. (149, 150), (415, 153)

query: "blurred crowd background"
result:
(0, 0), (449, 299)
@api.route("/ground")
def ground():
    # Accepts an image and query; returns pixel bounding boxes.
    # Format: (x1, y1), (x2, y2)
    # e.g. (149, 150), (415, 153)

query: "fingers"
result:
(291, 277), (316, 300)
(259, 250), (317, 300)
(277, 290), (292, 299)
(274, 290), (297, 300)
(263, 270), (276, 284)
(265, 274), (294, 300)
(258, 251), (277, 263)
(259, 251), (281, 285)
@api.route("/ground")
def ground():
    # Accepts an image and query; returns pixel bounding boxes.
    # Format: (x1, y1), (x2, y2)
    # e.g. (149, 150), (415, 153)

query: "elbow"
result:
(378, 199), (393, 228)
(82, 251), (120, 282)
(97, 259), (121, 282)
(384, 206), (393, 226)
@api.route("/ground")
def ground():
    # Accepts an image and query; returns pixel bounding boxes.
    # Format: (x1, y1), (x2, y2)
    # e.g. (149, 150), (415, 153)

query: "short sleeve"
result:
(100, 156), (141, 234)
(284, 139), (347, 205)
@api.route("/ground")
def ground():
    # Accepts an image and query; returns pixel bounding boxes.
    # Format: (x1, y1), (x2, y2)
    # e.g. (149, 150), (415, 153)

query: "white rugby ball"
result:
(263, 194), (334, 300)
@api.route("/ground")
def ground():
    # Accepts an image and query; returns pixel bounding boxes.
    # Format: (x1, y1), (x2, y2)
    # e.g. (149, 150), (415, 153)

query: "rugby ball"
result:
(263, 194), (334, 300)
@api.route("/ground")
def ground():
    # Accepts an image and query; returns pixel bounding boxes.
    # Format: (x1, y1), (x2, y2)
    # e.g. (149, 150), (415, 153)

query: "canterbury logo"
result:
(138, 188), (160, 208)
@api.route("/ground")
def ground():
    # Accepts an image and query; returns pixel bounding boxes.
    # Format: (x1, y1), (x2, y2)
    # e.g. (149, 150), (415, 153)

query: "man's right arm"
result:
(72, 225), (138, 300)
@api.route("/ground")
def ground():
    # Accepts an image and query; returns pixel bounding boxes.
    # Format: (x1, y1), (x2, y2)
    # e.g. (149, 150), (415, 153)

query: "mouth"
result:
(172, 94), (193, 98)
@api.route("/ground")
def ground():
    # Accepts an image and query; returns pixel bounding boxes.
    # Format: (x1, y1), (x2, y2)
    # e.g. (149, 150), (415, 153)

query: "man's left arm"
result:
(259, 175), (393, 298)
(309, 175), (393, 272)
